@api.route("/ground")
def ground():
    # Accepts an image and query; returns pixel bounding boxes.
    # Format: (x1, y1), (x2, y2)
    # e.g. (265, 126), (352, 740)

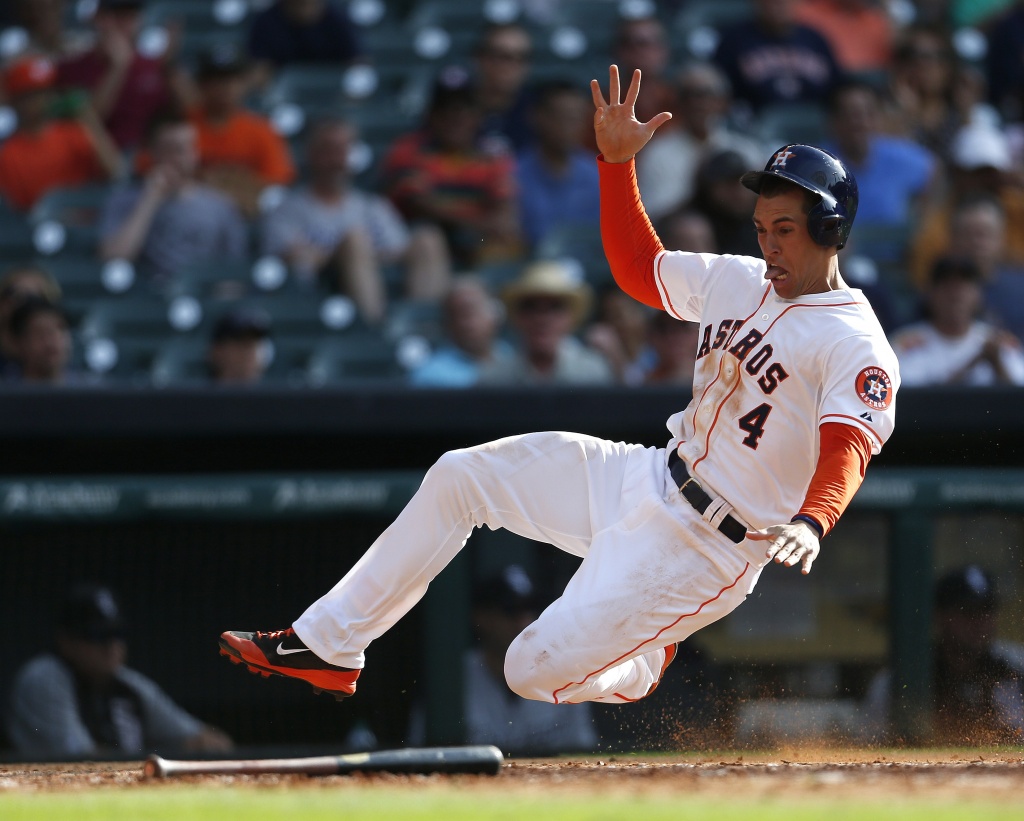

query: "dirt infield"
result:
(2, 748), (1023, 801)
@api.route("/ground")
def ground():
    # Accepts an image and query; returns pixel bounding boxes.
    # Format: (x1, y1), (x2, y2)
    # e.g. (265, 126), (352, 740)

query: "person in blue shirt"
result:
(515, 79), (601, 253)
(409, 276), (514, 387)
(824, 78), (937, 265)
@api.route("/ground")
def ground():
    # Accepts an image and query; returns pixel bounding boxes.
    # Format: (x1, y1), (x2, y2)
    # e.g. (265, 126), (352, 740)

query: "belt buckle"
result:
(678, 476), (698, 494)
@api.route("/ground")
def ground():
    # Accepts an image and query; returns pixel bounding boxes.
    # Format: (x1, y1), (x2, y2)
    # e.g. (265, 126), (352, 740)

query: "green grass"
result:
(2, 787), (1020, 821)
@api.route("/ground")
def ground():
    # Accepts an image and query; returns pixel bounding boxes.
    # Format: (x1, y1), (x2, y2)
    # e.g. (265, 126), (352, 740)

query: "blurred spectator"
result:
(986, 2), (1024, 122)
(10, 0), (93, 62)
(515, 79), (600, 252)
(207, 307), (272, 385)
(409, 277), (514, 388)
(824, 78), (937, 265)
(6, 583), (233, 758)
(247, 0), (364, 89)
(688, 149), (762, 258)
(0, 55), (123, 212)
(793, 0), (894, 74)
(382, 67), (521, 271)
(635, 62), (765, 223)
(885, 25), (985, 162)
(0, 265), (62, 378)
(57, 0), (188, 152)
(639, 311), (700, 387)
(99, 111), (249, 283)
(483, 260), (613, 386)
(407, 565), (598, 754)
(861, 565), (1024, 745)
(188, 44), (295, 218)
(263, 118), (451, 323)
(937, 194), (1024, 341)
(5, 295), (89, 386)
(658, 206), (719, 254)
(909, 124), (1024, 287)
(711, 0), (842, 117)
(952, 0), (1017, 27)
(585, 286), (655, 385)
(612, 16), (678, 129)
(472, 23), (536, 154)
(890, 256), (1024, 386)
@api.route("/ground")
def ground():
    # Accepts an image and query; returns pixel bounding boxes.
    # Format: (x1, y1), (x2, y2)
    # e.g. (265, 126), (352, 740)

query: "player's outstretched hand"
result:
(747, 521), (820, 575)
(591, 64), (672, 164)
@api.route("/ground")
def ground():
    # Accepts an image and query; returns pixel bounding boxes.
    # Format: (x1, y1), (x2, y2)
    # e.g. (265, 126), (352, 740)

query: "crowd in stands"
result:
(0, 0), (1023, 388)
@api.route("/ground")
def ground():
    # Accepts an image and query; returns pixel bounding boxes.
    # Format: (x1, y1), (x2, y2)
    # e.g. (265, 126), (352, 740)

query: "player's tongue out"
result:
(766, 264), (788, 282)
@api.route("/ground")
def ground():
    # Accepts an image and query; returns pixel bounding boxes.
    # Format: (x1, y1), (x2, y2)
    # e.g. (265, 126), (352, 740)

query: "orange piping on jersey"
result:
(820, 412), (886, 447)
(549, 564), (750, 705)
(691, 368), (746, 472)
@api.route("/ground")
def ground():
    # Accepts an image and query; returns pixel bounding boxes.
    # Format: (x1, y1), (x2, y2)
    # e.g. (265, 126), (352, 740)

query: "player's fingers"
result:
(609, 64), (621, 105)
(769, 539), (796, 564)
(801, 553), (816, 575)
(590, 78), (608, 110)
(624, 68), (642, 107)
(645, 111), (673, 134)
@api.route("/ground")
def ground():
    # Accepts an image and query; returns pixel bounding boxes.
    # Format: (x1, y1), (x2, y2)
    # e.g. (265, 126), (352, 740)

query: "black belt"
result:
(668, 450), (747, 544)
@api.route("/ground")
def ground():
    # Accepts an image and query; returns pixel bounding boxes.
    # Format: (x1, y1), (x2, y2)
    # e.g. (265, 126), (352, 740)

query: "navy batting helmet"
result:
(741, 144), (858, 250)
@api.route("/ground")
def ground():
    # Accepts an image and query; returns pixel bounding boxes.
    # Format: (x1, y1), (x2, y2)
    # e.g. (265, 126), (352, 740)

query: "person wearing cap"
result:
(382, 66), (522, 271)
(56, 0), (188, 152)
(0, 265), (63, 380)
(98, 109), (249, 282)
(890, 255), (1024, 386)
(207, 307), (272, 384)
(0, 54), (123, 212)
(860, 565), (1024, 745)
(634, 62), (766, 225)
(909, 123), (1024, 288)
(188, 44), (295, 218)
(6, 583), (232, 757)
(481, 260), (614, 386)
(407, 565), (599, 754)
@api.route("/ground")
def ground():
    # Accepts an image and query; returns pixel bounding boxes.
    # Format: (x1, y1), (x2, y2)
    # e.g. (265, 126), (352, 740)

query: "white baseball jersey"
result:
(653, 250), (900, 530)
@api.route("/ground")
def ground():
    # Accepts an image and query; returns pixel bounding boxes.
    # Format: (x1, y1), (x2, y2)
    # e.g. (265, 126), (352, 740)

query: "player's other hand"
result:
(590, 65), (672, 164)
(747, 521), (820, 575)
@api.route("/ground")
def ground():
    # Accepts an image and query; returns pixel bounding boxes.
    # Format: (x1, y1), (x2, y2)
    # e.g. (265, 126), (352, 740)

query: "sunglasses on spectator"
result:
(517, 297), (571, 314)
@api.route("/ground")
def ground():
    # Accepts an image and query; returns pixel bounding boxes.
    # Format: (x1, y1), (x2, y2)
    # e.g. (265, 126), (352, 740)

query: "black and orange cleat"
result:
(218, 628), (359, 701)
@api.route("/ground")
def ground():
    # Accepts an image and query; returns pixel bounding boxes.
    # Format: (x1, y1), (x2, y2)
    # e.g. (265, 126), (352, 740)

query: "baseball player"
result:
(219, 66), (899, 709)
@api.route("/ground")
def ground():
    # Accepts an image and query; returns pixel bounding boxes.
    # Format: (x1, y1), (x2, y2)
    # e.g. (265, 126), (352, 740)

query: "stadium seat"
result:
(78, 294), (194, 342)
(28, 183), (112, 257)
(756, 103), (828, 148)
(306, 331), (406, 385)
(0, 201), (33, 256)
(383, 298), (444, 345)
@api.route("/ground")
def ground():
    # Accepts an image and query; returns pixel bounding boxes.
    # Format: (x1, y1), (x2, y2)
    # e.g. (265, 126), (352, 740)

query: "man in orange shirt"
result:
(0, 55), (122, 212)
(794, 0), (894, 75)
(188, 44), (296, 217)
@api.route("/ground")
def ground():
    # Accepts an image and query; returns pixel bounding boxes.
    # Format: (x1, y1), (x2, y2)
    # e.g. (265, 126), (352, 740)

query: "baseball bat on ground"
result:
(143, 744), (504, 778)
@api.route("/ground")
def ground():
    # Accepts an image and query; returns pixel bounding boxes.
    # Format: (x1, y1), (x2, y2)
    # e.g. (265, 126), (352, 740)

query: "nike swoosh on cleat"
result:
(276, 643), (312, 655)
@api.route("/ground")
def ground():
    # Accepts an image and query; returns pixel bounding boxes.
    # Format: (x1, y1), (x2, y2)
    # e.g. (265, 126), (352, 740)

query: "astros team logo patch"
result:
(856, 367), (893, 410)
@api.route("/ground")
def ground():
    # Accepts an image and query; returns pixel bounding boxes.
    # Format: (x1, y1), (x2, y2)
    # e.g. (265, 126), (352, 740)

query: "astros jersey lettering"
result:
(654, 250), (899, 529)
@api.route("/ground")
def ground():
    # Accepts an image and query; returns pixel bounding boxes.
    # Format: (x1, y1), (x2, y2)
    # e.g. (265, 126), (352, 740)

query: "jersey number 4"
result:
(738, 403), (772, 449)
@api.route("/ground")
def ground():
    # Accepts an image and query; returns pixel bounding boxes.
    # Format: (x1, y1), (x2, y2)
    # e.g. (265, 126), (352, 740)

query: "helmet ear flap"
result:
(807, 201), (848, 249)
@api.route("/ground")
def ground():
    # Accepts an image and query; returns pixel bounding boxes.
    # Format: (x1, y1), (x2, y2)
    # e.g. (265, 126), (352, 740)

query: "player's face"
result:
(753, 190), (834, 299)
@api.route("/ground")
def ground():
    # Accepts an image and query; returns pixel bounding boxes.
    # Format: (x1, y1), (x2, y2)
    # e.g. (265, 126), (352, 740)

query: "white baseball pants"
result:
(293, 431), (768, 704)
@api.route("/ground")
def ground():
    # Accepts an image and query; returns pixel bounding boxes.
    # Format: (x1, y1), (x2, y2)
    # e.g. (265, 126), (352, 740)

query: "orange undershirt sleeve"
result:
(796, 422), (874, 537)
(597, 156), (665, 309)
